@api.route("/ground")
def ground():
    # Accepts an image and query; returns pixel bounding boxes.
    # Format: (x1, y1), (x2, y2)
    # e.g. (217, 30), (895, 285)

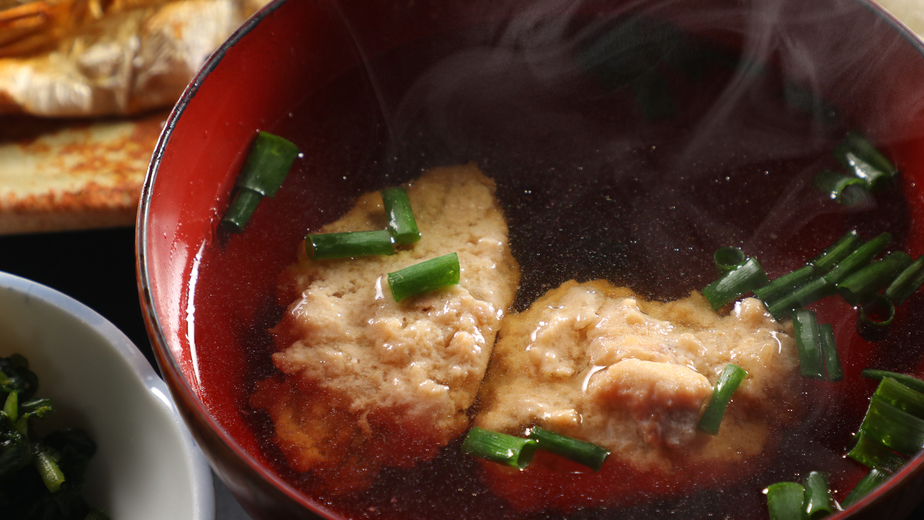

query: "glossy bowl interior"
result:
(138, 0), (924, 518)
(0, 271), (214, 520)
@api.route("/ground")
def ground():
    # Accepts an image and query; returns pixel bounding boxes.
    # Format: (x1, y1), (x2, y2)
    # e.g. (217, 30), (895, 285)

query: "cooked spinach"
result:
(1, 354), (110, 520)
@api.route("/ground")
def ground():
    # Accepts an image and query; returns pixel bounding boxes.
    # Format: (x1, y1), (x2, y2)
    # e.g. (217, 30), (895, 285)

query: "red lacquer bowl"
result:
(137, 0), (924, 518)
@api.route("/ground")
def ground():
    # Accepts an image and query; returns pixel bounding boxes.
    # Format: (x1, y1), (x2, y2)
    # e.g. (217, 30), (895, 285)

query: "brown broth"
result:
(194, 16), (920, 520)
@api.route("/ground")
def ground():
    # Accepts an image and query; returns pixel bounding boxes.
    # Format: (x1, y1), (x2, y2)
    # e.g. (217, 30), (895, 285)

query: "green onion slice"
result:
(221, 131), (299, 233)
(813, 169), (871, 206)
(714, 247), (746, 277)
(803, 471), (836, 519)
(306, 230), (395, 260)
(382, 187), (421, 245)
(885, 256), (924, 306)
(873, 377), (924, 420)
(764, 481), (805, 520)
(793, 309), (825, 380)
(862, 369), (924, 394)
(819, 323), (843, 382)
(836, 251), (912, 305)
(462, 427), (537, 469)
(764, 276), (835, 321)
(388, 252), (461, 302)
(702, 257), (769, 311)
(834, 132), (898, 191)
(856, 294), (895, 342)
(809, 230), (862, 274)
(823, 232), (892, 286)
(527, 426), (610, 472)
(842, 468), (892, 508)
(847, 431), (907, 472)
(697, 363), (747, 435)
(858, 395), (924, 457)
(753, 265), (817, 307)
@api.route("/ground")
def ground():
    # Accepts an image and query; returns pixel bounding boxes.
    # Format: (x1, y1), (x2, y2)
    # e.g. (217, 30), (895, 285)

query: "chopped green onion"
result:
(885, 256), (924, 306)
(858, 395), (924, 457)
(221, 131), (299, 233)
(873, 377), (924, 420)
(813, 169), (871, 206)
(856, 294), (895, 342)
(33, 448), (65, 493)
(697, 363), (747, 435)
(382, 187), (421, 245)
(764, 276), (835, 321)
(714, 246), (746, 276)
(753, 265), (818, 307)
(527, 426), (610, 472)
(221, 189), (262, 233)
(819, 324), (843, 382)
(461, 427), (538, 469)
(305, 230), (395, 260)
(823, 232), (892, 286)
(388, 253), (461, 302)
(842, 468), (892, 508)
(793, 309), (825, 380)
(847, 431), (908, 472)
(836, 251), (912, 305)
(702, 257), (769, 311)
(861, 369), (924, 394)
(833, 132), (898, 191)
(764, 481), (805, 520)
(809, 230), (862, 274)
(803, 471), (836, 519)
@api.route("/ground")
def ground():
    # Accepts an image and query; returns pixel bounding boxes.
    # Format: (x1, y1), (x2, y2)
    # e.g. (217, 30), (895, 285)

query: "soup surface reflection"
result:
(190, 14), (920, 520)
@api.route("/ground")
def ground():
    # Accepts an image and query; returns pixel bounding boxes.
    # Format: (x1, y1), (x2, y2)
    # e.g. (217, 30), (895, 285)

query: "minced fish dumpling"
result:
(251, 164), (521, 494)
(473, 279), (802, 511)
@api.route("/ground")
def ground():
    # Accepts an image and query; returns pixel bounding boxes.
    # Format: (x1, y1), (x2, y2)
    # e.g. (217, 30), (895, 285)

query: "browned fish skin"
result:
(252, 164), (521, 494)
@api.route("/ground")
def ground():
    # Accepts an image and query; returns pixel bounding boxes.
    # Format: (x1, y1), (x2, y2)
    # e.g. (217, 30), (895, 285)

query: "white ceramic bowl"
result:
(0, 271), (215, 520)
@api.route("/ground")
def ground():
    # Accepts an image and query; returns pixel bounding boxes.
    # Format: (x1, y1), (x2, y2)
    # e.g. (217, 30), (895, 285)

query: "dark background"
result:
(0, 226), (157, 372)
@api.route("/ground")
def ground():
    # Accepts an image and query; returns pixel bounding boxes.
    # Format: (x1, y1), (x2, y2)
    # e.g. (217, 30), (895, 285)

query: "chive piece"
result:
(388, 253), (461, 302)
(810, 230), (862, 274)
(874, 377), (924, 419)
(305, 230), (395, 260)
(862, 369), (924, 394)
(819, 324), (843, 382)
(714, 247), (746, 277)
(765, 482), (805, 520)
(836, 251), (912, 305)
(697, 364), (747, 435)
(793, 309), (825, 380)
(847, 431), (908, 472)
(461, 427), (537, 469)
(823, 232), (892, 286)
(834, 132), (898, 191)
(857, 294), (895, 342)
(382, 187), (421, 245)
(221, 189), (263, 233)
(858, 396), (924, 457)
(803, 471), (836, 519)
(702, 257), (769, 311)
(764, 276), (835, 321)
(842, 468), (892, 508)
(885, 256), (924, 306)
(34, 448), (66, 493)
(528, 426), (610, 472)
(753, 265), (818, 306)
(813, 169), (871, 206)
(221, 131), (299, 233)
